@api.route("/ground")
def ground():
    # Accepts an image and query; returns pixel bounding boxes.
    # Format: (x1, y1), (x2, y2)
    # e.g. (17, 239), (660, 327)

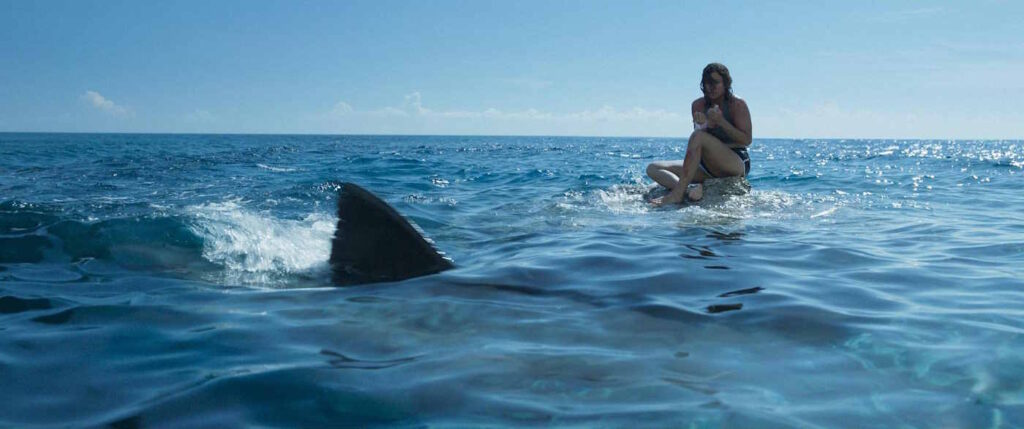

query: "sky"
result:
(2, 0), (1022, 139)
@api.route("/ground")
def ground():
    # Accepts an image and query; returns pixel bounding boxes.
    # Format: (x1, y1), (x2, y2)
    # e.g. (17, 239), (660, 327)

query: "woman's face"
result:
(703, 72), (725, 99)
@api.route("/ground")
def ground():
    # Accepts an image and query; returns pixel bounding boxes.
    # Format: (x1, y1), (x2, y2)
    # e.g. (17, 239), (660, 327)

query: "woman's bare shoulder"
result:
(691, 98), (706, 111)
(730, 97), (749, 110)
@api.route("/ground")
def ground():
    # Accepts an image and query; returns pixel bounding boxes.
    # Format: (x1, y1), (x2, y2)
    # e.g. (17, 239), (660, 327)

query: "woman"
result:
(647, 63), (752, 205)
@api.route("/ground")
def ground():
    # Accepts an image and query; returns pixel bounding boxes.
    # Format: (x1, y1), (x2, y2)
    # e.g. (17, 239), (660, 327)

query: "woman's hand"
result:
(706, 105), (724, 128)
(692, 111), (708, 130)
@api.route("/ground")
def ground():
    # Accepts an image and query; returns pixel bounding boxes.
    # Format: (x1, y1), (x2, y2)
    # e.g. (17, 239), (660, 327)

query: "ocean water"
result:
(1, 133), (1023, 428)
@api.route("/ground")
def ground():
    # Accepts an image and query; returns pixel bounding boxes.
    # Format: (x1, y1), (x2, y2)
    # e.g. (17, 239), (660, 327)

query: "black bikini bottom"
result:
(699, 148), (750, 178)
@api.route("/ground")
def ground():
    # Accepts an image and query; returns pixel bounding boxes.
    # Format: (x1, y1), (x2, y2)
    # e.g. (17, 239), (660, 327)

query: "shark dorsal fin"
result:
(329, 183), (454, 285)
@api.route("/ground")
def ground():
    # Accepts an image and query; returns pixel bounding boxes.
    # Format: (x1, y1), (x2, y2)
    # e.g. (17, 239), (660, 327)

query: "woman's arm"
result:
(711, 99), (753, 147)
(691, 98), (707, 128)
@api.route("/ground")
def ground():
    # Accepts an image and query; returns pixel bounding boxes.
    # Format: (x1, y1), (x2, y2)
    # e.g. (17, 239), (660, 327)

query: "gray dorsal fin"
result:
(329, 183), (454, 286)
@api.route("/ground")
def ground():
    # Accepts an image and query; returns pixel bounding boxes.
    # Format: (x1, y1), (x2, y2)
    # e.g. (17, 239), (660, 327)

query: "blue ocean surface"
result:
(1, 133), (1023, 428)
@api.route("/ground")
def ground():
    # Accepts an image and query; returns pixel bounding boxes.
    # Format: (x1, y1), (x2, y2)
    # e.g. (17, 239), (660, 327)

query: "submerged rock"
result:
(644, 176), (751, 203)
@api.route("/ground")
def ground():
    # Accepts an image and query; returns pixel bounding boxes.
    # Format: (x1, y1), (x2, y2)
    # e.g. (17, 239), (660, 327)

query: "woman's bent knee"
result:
(689, 130), (711, 147)
(646, 162), (661, 177)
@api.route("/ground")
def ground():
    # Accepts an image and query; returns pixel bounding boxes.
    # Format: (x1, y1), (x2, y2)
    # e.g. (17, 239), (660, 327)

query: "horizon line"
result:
(1, 130), (1019, 141)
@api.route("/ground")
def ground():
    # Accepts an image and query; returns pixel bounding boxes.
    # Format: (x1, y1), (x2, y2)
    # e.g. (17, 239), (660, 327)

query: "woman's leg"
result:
(693, 133), (746, 179)
(646, 160), (709, 190)
(646, 160), (686, 189)
(650, 131), (743, 204)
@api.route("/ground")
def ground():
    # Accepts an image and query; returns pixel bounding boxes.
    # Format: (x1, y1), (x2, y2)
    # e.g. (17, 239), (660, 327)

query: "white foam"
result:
(187, 200), (334, 276)
(583, 176), (852, 228)
(256, 163), (297, 172)
(811, 206), (839, 218)
(596, 183), (650, 214)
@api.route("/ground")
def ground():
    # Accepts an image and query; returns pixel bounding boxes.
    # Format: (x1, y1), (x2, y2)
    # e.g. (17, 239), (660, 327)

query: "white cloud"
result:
(566, 105), (681, 122)
(403, 92), (429, 115)
(493, 108), (553, 120)
(321, 92), (689, 136)
(331, 101), (354, 116)
(368, 106), (410, 117)
(330, 92), (1024, 139)
(312, 92), (1023, 137)
(348, 93), (680, 122)
(82, 90), (131, 116)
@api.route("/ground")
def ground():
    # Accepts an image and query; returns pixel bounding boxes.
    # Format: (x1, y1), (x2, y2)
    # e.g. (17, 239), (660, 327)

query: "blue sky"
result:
(2, 0), (1022, 138)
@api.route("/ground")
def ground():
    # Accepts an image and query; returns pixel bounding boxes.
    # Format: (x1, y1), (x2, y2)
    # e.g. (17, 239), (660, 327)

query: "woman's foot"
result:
(686, 183), (704, 202)
(652, 186), (687, 206)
